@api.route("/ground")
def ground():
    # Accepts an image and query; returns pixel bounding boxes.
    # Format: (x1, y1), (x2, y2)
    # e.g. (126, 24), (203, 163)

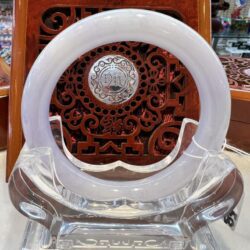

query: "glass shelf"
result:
(213, 32), (250, 39)
(212, 32), (250, 57)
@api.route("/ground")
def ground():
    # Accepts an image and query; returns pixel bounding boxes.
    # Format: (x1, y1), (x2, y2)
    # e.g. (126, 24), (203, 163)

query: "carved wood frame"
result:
(6, 0), (211, 180)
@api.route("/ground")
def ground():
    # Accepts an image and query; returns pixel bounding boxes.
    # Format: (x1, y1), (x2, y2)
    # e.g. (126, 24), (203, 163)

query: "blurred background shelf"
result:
(0, 1), (12, 65)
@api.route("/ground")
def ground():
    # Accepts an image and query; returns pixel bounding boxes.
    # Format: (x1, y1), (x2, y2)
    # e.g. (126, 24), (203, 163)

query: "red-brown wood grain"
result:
(7, 0), (211, 180)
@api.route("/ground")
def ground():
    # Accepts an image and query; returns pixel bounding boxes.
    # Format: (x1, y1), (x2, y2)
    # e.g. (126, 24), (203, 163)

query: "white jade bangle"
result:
(22, 9), (231, 202)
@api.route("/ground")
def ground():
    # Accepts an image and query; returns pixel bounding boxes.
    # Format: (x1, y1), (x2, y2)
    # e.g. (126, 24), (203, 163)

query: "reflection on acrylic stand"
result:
(10, 116), (243, 250)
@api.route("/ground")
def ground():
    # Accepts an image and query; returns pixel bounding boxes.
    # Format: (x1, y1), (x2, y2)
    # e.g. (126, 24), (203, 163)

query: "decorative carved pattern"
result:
(6, 0), (210, 180)
(38, 6), (199, 175)
(220, 56), (250, 91)
(39, 7), (183, 52)
(50, 41), (198, 166)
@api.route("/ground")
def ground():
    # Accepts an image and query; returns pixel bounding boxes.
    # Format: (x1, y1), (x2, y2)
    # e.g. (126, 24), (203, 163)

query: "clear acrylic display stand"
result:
(9, 116), (244, 250)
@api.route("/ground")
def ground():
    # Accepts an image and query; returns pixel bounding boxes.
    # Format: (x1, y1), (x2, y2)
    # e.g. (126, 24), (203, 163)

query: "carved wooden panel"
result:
(50, 42), (199, 166)
(36, 6), (200, 167)
(8, 0), (211, 179)
(25, 1), (208, 74)
(220, 57), (250, 91)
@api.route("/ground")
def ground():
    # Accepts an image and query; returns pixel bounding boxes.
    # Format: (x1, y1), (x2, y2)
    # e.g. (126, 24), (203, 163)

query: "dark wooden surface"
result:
(227, 99), (250, 152)
(0, 58), (10, 150)
(0, 96), (8, 150)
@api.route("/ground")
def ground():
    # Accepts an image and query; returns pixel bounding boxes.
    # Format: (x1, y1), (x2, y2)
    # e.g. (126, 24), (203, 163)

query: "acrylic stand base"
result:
(21, 220), (218, 250)
(10, 118), (243, 250)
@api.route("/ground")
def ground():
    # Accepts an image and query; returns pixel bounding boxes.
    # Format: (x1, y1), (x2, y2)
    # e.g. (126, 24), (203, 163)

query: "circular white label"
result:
(88, 55), (139, 104)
